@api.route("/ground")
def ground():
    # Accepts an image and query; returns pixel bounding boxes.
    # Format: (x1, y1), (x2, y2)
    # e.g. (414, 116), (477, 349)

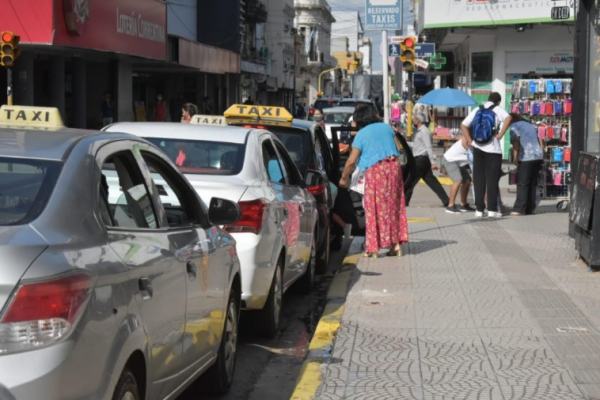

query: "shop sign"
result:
(551, 6), (570, 20)
(506, 51), (574, 74)
(54, 0), (167, 60)
(424, 0), (574, 28)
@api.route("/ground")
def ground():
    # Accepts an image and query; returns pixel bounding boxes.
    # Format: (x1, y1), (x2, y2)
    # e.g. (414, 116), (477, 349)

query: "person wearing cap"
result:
(405, 112), (450, 207)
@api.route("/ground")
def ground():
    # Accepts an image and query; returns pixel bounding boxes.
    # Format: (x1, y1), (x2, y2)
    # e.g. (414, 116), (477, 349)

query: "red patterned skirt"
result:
(363, 158), (409, 253)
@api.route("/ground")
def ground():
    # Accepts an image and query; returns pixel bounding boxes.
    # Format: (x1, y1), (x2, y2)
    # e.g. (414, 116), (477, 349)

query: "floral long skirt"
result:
(363, 158), (409, 253)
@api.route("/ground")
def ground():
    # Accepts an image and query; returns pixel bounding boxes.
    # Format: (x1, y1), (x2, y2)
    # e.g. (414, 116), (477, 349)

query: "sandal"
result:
(363, 252), (378, 258)
(386, 247), (403, 257)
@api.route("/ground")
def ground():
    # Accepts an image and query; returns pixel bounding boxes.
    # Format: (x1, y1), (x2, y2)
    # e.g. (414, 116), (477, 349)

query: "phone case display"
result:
(510, 78), (572, 200)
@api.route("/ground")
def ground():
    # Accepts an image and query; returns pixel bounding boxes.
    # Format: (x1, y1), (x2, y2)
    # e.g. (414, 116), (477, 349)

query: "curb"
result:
(419, 176), (453, 186)
(289, 241), (360, 400)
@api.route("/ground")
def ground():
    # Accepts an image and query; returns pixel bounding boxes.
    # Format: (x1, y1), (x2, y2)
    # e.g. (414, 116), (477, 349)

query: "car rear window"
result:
(146, 138), (245, 175)
(324, 112), (352, 124)
(0, 158), (62, 226)
(268, 128), (312, 174)
(314, 100), (339, 109)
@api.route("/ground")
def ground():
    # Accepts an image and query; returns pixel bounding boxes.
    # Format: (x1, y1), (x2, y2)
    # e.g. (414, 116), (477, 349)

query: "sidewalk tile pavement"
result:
(315, 203), (600, 400)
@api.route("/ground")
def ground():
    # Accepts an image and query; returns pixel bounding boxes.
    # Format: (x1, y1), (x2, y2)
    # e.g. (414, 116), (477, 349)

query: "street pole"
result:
(6, 67), (12, 106)
(382, 30), (390, 124)
(394, 0), (404, 97)
(318, 67), (341, 97)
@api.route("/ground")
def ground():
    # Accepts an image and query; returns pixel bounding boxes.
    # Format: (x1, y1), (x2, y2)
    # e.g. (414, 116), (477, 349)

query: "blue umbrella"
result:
(417, 88), (477, 107)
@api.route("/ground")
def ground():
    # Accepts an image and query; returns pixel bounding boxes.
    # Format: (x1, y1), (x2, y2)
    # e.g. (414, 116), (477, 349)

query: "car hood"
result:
(0, 226), (47, 314)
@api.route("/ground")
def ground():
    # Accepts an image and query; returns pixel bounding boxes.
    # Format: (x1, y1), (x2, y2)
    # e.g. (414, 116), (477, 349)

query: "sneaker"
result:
(445, 205), (461, 214)
(488, 211), (502, 218)
(343, 223), (352, 239)
(459, 204), (475, 212)
(475, 211), (486, 218)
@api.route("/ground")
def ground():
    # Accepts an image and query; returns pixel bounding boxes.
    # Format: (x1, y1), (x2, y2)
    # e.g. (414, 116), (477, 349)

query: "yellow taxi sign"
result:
(0, 105), (64, 128)
(190, 114), (227, 126)
(224, 104), (293, 126)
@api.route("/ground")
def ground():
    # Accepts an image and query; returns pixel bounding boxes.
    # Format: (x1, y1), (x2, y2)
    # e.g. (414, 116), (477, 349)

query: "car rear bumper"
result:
(231, 232), (276, 311)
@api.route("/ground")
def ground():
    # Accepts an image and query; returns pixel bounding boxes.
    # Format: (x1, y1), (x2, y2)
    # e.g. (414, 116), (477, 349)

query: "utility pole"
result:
(6, 67), (12, 105)
(394, 0), (404, 97)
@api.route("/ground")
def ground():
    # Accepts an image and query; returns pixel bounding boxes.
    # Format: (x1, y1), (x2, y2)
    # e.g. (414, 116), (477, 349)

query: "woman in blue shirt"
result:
(509, 113), (545, 216)
(339, 106), (409, 257)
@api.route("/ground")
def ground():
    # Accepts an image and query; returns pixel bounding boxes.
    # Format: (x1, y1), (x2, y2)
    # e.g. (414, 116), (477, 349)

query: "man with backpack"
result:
(460, 92), (512, 218)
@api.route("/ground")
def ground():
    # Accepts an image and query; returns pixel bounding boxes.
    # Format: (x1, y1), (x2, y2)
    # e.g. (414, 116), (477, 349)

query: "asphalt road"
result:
(177, 238), (352, 400)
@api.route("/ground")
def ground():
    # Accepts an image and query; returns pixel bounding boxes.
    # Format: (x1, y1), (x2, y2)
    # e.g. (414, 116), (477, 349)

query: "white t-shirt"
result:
(461, 101), (510, 154)
(443, 140), (468, 166)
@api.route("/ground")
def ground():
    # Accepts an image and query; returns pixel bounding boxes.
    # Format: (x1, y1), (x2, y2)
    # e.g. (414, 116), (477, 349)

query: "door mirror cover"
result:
(208, 197), (242, 226)
(305, 169), (324, 187)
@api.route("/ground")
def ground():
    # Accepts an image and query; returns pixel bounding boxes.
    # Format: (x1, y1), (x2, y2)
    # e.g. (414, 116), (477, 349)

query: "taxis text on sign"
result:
(0, 106), (64, 128)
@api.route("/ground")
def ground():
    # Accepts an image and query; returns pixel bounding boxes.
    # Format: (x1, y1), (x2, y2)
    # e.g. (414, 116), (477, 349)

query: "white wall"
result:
(265, 0), (296, 90)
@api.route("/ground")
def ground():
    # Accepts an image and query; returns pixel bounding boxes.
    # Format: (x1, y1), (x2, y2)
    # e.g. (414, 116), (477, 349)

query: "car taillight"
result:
(225, 199), (267, 234)
(307, 182), (327, 197)
(0, 273), (93, 354)
(309, 109), (315, 114)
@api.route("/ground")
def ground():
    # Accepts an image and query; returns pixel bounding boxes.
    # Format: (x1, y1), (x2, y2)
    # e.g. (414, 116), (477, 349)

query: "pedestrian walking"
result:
(100, 92), (114, 127)
(313, 108), (325, 129)
(405, 113), (450, 207)
(508, 113), (544, 215)
(154, 94), (167, 122)
(181, 103), (198, 124)
(339, 105), (408, 258)
(442, 137), (474, 214)
(460, 92), (512, 218)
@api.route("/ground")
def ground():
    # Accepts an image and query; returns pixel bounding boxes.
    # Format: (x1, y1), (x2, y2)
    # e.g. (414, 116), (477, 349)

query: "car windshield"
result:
(146, 138), (245, 175)
(324, 112), (352, 124)
(268, 128), (312, 174)
(0, 157), (62, 226)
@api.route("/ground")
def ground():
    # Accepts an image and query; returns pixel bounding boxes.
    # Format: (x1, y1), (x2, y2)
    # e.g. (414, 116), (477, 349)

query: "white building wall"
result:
(265, 0), (296, 91)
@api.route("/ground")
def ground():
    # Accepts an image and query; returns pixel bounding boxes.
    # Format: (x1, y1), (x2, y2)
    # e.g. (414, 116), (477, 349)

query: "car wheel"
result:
(112, 369), (140, 400)
(300, 236), (316, 294)
(316, 224), (330, 274)
(259, 260), (283, 337)
(204, 288), (239, 394)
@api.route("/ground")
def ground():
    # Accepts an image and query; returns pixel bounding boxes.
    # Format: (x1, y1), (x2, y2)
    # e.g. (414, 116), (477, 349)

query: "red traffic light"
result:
(404, 37), (414, 48)
(1, 32), (13, 42)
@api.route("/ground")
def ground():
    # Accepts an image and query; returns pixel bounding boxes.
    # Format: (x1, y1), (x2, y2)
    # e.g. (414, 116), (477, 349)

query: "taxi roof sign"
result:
(224, 104), (293, 126)
(0, 105), (64, 129)
(190, 115), (227, 127)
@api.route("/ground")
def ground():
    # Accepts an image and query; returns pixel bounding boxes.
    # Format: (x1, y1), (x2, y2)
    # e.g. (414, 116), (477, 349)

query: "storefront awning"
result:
(179, 39), (240, 74)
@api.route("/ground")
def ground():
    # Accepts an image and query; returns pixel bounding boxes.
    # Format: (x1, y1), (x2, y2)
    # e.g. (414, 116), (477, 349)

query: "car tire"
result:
(258, 260), (283, 337)
(316, 224), (330, 274)
(300, 236), (316, 294)
(112, 369), (140, 400)
(204, 288), (239, 394)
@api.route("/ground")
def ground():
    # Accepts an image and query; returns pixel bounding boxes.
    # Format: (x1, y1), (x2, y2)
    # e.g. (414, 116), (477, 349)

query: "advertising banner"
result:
(424, 0), (574, 29)
(506, 51), (574, 74)
(54, 0), (167, 60)
(0, 0), (54, 44)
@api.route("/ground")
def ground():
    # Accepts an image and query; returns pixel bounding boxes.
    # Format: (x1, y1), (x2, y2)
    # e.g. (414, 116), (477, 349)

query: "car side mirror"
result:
(208, 197), (241, 226)
(305, 169), (324, 188)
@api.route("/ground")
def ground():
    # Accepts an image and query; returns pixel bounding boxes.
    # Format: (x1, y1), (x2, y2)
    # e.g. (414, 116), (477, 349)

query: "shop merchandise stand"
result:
(509, 78), (573, 204)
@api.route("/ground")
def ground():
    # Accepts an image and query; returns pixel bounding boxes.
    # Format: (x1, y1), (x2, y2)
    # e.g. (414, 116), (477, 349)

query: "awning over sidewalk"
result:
(179, 39), (240, 74)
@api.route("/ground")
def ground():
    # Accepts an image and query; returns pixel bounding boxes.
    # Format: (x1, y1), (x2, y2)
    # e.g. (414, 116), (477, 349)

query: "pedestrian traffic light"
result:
(400, 36), (416, 72)
(0, 31), (21, 68)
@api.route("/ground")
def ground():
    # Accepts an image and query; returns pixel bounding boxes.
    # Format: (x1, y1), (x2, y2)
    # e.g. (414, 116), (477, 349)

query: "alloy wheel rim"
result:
(224, 300), (238, 379)
(274, 267), (282, 326)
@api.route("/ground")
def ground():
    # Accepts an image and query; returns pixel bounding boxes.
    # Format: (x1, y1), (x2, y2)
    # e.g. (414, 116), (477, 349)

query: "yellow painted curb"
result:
(408, 218), (436, 223)
(419, 176), (453, 186)
(289, 253), (359, 400)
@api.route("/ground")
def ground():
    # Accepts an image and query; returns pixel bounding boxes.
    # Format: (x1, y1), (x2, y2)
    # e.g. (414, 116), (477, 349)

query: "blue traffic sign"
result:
(388, 44), (400, 57)
(365, 0), (401, 31)
(416, 43), (436, 58)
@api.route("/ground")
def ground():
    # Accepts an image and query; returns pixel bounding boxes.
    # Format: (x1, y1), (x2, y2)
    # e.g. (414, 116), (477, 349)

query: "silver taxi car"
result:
(0, 106), (242, 400)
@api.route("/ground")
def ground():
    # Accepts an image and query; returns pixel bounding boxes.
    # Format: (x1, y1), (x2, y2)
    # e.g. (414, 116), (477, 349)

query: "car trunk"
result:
(0, 226), (47, 313)
(186, 178), (249, 205)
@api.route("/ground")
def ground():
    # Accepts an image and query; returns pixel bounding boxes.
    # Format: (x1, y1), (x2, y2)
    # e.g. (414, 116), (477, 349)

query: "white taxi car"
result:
(104, 110), (319, 337)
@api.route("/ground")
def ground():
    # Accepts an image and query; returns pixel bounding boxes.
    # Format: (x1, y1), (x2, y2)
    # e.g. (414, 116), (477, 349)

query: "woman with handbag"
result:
(339, 106), (409, 258)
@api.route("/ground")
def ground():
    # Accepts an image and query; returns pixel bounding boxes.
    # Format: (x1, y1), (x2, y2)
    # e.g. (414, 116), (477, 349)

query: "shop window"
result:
(471, 52), (493, 84)
(588, 0), (600, 152)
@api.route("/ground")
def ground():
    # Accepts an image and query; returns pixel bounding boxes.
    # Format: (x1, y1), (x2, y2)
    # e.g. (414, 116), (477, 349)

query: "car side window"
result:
(263, 140), (285, 184)
(275, 143), (301, 187)
(140, 151), (206, 228)
(101, 151), (158, 229)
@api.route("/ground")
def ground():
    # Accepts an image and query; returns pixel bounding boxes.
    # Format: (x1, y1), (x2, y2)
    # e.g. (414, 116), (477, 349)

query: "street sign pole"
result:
(394, 0), (404, 99)
(7, 67), (12, 106)
(383, 30), (390, 124)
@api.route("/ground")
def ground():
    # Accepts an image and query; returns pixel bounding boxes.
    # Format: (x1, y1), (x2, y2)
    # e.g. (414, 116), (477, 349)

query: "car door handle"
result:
(186, 261), (197, 280)
(139, 277), (153, 300)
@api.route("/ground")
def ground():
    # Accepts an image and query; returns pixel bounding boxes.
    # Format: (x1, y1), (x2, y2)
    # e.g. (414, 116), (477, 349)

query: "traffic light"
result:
(1, 31), (21, 68)
(400, 36), (416, 72)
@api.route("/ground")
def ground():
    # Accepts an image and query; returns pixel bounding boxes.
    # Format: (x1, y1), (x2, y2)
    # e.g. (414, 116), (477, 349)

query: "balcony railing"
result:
(245, 0), (268, 23)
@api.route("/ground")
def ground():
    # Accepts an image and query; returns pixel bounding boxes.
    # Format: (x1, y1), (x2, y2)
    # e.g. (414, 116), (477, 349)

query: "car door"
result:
(273, 140), (313, 282)
(96, 144), (187, 399)
(135, 147), (231, 379)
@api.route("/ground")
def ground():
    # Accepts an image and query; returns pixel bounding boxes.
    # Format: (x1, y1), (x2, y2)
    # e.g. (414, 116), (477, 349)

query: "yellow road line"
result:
(290, 254), (359, 400)
(419, 176), (453, 186)
(408, 218), (436, 223)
